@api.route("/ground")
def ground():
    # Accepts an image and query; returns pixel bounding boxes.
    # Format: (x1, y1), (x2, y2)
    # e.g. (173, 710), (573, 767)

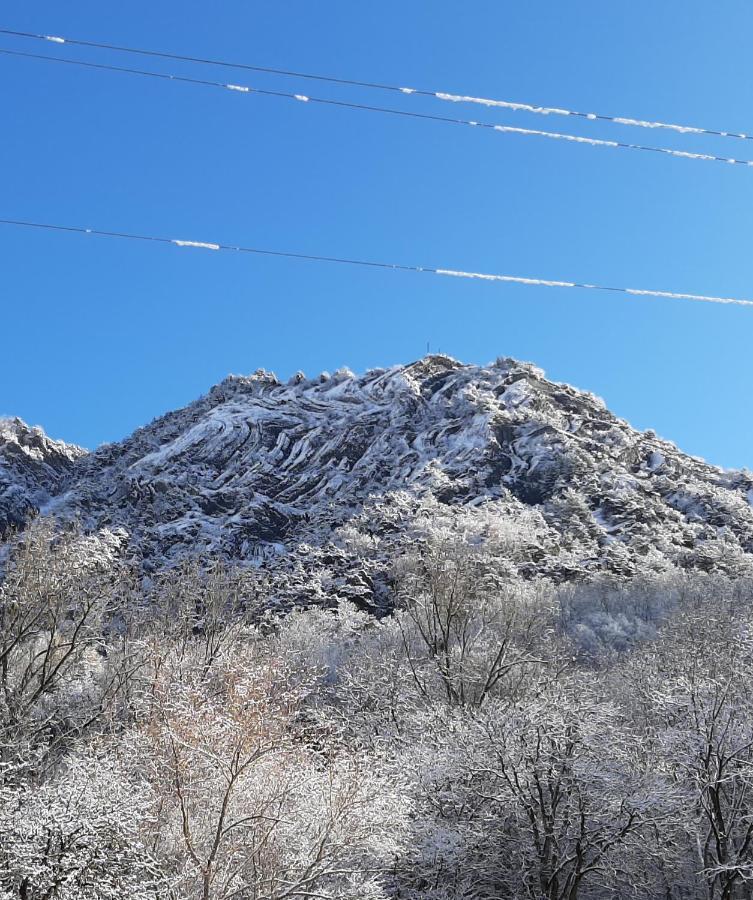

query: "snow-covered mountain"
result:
(2, 356), (752, 605)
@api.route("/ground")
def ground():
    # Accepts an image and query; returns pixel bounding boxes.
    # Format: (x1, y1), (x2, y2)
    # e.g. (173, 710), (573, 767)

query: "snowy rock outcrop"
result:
(2, 357), (752, 603)
(0, 418), (85, 536)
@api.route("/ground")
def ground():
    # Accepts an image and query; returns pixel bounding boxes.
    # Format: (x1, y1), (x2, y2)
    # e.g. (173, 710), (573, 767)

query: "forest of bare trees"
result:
(2, 520), (753, 899)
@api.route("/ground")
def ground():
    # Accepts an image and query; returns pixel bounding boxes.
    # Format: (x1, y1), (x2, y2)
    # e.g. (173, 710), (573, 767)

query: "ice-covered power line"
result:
(1, 217), (751, 309)
(1, 26), (750, 143)
(2, 47), (751, 169)
(430, 93), (751, 141)
(0, 28), (753, 141)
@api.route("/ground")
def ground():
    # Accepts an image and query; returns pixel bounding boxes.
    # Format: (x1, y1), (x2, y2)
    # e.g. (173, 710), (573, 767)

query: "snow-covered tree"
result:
(393, 532), (553, 707)
(134, 636), (408, 900)
(0, 750), (164, 900)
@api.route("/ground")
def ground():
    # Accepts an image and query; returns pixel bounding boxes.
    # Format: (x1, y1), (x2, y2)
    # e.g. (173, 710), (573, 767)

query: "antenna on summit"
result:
(426, 341), (430, 355)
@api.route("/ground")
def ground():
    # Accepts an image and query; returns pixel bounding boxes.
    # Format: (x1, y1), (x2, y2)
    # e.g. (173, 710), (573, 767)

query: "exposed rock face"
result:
(2, 357), (752, 604)
(0, 418), (86, 536)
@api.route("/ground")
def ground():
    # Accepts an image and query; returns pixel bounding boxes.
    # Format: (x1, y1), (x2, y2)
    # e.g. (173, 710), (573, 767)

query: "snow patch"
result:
(431, 90), (748, 142)
(624, 288), (753, 308)
(172, 240), (221, 251)
(492, 123), (620, 149)
(437, 268), (576, 289)
(435, 92), (570, 116)
(648, 452), (665, 472)
(612, 116), (704, 135)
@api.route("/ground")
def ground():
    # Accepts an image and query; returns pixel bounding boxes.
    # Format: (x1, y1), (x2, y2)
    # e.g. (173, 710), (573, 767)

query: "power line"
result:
(1, 217), (751, 309)
(1, 26), (750, 144)
(2, 47), (751, 169)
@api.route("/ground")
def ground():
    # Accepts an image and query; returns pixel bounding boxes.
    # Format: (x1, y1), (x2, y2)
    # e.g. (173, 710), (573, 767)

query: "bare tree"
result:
(393, 535), (552, 708)
(0, 521), (125, 757)
(406, 676), (668, 900)
(644, 604), (753, 900)
(136, 635), (406, 900)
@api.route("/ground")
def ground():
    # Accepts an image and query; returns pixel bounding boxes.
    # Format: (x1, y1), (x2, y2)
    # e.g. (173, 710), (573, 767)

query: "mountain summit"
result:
(2, 356), (752, 603)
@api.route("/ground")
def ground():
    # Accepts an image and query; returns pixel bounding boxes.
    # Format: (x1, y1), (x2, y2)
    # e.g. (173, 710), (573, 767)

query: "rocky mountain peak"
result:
(1, 358), (752, 603)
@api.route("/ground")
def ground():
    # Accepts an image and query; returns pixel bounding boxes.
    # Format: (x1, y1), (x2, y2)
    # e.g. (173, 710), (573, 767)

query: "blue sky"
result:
(1, 2), (752, 468)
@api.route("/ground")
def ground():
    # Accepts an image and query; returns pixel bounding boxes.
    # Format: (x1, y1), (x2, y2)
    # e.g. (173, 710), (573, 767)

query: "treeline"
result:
(2, 521), (753, 899)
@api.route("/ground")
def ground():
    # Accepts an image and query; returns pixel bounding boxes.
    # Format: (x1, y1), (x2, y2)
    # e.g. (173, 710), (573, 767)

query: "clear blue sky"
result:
(1, 2), (751, 468)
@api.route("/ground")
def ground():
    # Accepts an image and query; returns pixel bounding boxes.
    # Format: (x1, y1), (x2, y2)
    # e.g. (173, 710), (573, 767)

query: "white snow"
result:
(435, 92), (570, 116)
(430, 90), (747, 143)
(436, 269), (577, 289)
(612, 116), (704, 135)
(434, 268), (753, 308)
(662, 149), (719, 162)
(488, 121), (748, 169)
(648, 452), (665, 472)
(591, 508), (616, 532)
(226, 83), (251, 93)
(172, 240), (221, 251)
(399, 87), (416, 94)
(45, 35), (66, 44)
(625, 288), (753, 308)
(294, 94), (310, 102)
(491, 123), (620, 149)
(5, 357), (753, 587)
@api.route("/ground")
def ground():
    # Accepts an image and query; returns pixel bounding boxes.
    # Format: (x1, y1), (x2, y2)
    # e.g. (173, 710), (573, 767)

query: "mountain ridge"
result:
(2, 356), (752, 606)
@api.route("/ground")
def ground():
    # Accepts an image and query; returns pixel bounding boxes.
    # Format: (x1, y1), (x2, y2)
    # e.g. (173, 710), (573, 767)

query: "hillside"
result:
(2, 356), (752, 605)
(3, 357), (753, 900)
